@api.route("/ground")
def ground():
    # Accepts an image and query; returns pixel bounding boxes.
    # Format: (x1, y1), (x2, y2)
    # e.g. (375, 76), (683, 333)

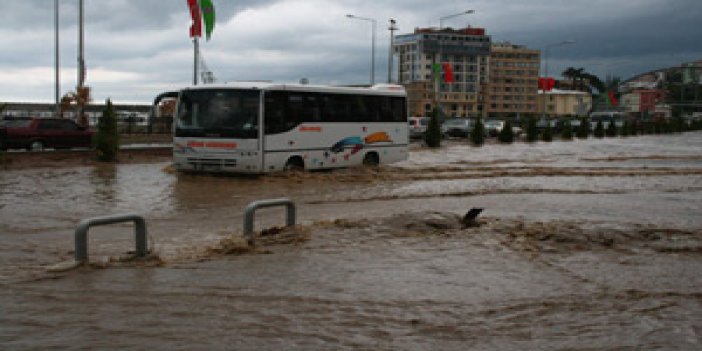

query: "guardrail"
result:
(74, 214), (149, 263)
(243, 198), (296, 244)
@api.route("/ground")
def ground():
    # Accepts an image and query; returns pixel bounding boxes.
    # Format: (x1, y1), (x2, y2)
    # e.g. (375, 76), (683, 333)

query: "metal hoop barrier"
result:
(74, 214), (148, 263)
(243, 198), (296, 243)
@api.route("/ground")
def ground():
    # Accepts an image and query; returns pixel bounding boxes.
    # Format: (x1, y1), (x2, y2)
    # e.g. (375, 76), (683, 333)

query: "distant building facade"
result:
(487, 42), (540, 118)
(1, 102), (153, 128)
(394, 27), (491, 118)
(621, 89), (667, 118)
(537, 89), (592, 117)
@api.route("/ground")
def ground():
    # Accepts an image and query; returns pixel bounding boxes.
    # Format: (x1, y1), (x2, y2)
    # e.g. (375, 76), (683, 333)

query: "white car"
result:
(484, 120), (504, 137)
(408, 116), (429, 139)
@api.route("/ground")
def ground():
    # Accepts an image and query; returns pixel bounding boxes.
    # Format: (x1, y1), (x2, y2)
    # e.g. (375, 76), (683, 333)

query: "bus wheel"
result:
(284, 156), (305, 172)
(362, 152), (379, 167)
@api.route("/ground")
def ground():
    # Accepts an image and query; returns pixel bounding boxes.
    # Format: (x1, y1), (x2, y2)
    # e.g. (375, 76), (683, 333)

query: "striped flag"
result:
(187, 0), (201, 38)
(199, 0), (216, 41)
(186, 0), (215, 40)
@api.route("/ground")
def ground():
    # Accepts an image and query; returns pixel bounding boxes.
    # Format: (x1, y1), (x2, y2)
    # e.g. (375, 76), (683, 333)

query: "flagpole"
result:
(54, 0), (60, 117)
(193, 37), (199, 85)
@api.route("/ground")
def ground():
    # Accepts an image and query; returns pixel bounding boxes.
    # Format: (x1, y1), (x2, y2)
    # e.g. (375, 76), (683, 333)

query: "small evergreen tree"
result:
(620, 121), (630, 137)
(471, 116), (485, 146)
(526, 117), (539, 142)
(498, 120), (515, 143)
(542, 121), (553, 142)
(576, 117), (590, 139)
(561, 120), (573, 140)
(424, 108), (442, 148)
(593, 120), (605, 138)
(605, 120), (618, 137)
(94, 99), (120, 162)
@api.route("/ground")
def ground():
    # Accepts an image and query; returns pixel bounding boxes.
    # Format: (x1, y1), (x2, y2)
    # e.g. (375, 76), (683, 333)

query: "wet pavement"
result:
(1, 132), (701, 349)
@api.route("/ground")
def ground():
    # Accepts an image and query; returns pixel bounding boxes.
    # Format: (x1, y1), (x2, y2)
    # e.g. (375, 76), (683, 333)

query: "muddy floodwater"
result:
(2, 133), (702, 350)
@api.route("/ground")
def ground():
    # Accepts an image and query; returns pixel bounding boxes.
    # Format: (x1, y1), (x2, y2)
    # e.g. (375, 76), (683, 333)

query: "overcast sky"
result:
(1, 0), (700, 104)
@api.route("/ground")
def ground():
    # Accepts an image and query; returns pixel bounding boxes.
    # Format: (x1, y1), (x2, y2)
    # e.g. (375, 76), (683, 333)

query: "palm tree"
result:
(562, 67), (578, 90)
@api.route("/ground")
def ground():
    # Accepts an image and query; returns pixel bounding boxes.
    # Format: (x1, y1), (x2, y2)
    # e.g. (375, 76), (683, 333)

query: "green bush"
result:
(561, 120), (573, 140)
(620, 121), (630, 137)
(542, 122), (553, 142)
(593, 120), (605, 138)
(471, 116), (485, 146)
(498, 120), (514, 143)
(94, 99), (120, 162)
(526, 117), (539, 142)
(576, 117), (590, 139)
(424, 108), (442, 148)
(605, 120), (618, 137)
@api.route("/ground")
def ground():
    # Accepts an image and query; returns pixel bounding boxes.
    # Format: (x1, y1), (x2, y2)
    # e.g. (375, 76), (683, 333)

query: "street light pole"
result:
(439, 9), (474, 28)
(347, 14), (377, 85)
(54, 0), (60, 117)
(388, 19), (397, 84)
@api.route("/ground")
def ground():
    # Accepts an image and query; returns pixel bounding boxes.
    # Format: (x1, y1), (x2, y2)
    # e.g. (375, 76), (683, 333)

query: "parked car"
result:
(0, 118), (93, 151)
(484, 119), (505, 137)
(408, 116), (430, 139)
(442, 118), (473, 138)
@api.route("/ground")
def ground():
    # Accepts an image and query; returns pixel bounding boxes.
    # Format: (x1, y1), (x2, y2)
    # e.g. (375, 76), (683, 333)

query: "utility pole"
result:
(388, 19), (397, 84)
(193, 37), (199, 85)
(54, 0), (60, 117)
(77, 0), (86, 125)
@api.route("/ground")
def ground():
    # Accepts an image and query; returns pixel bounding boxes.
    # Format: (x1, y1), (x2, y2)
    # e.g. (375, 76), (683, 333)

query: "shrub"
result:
(94, 99), (120, 162)
(424, 108), (442, 148)
(620, 121), (630, 137)
(542, 121), (553, 142)
(525, 117), (538, 142)
(605, 120), (618, 137)
(593, 120), (605, 138)
(561, 120), (573, 140)
(471, 116), (485, 146)
(576, 117), (590, 139)
(498, 120), (514, 143)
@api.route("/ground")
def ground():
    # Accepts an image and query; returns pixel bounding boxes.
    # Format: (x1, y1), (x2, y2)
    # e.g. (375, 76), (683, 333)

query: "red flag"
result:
(442, 63), (454, 83)
(608, 90), (619, 106)
(187, 0), (202, 38)
(539, 77), (555, 91)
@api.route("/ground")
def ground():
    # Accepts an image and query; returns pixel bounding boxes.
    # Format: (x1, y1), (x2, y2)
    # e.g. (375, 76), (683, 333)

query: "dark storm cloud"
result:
(0, 0), (700, 102)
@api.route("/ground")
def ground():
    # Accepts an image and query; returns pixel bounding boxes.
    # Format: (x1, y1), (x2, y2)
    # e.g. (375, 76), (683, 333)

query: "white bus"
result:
(170, 82), (409, 174)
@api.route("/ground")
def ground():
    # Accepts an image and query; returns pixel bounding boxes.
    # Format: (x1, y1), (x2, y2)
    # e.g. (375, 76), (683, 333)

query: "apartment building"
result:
(394, 27), (491, 118)
(537, 89), (592, 117)
(487, 42), (540, 118)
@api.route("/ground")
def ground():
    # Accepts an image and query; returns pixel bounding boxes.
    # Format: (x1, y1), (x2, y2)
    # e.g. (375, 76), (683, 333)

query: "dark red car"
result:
(0, 118), (93, 151)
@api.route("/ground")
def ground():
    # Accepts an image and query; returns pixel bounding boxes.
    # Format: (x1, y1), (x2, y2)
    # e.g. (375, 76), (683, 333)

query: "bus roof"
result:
(181, 81), (406, 96)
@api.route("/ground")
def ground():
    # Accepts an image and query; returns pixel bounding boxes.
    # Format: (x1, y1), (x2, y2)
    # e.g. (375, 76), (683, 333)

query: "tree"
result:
(620, 121), (630, 137)
(561, 120), (574, 140)
(94, 99), (120, 162)
(471, 116), (485, 146)
(526, 117), (539, 142)
(542, 121), (553, 142)
(605, 120), (618, 137)
(424, 108), (442, 148)
(562, 67), (578, 89)
(576, 117), (590, 139)
(498, 120), (514, 143)
(593, 120), (605, 138)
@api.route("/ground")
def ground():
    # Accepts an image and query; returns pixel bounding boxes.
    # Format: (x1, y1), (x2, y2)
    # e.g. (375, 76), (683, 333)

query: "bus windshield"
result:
(175, 89), (259, 139)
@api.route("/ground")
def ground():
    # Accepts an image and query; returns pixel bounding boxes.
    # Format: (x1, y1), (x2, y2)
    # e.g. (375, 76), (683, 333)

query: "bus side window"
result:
(264, 91), (287, 134)
(391, 97), (406, 122)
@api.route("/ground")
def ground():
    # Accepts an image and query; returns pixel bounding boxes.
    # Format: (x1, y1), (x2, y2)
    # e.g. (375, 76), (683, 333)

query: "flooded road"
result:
(2, 132), (702, 349)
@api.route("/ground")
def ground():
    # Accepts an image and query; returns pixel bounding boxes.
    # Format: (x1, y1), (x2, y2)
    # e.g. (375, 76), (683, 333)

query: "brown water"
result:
(1, 133), (702, 349)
